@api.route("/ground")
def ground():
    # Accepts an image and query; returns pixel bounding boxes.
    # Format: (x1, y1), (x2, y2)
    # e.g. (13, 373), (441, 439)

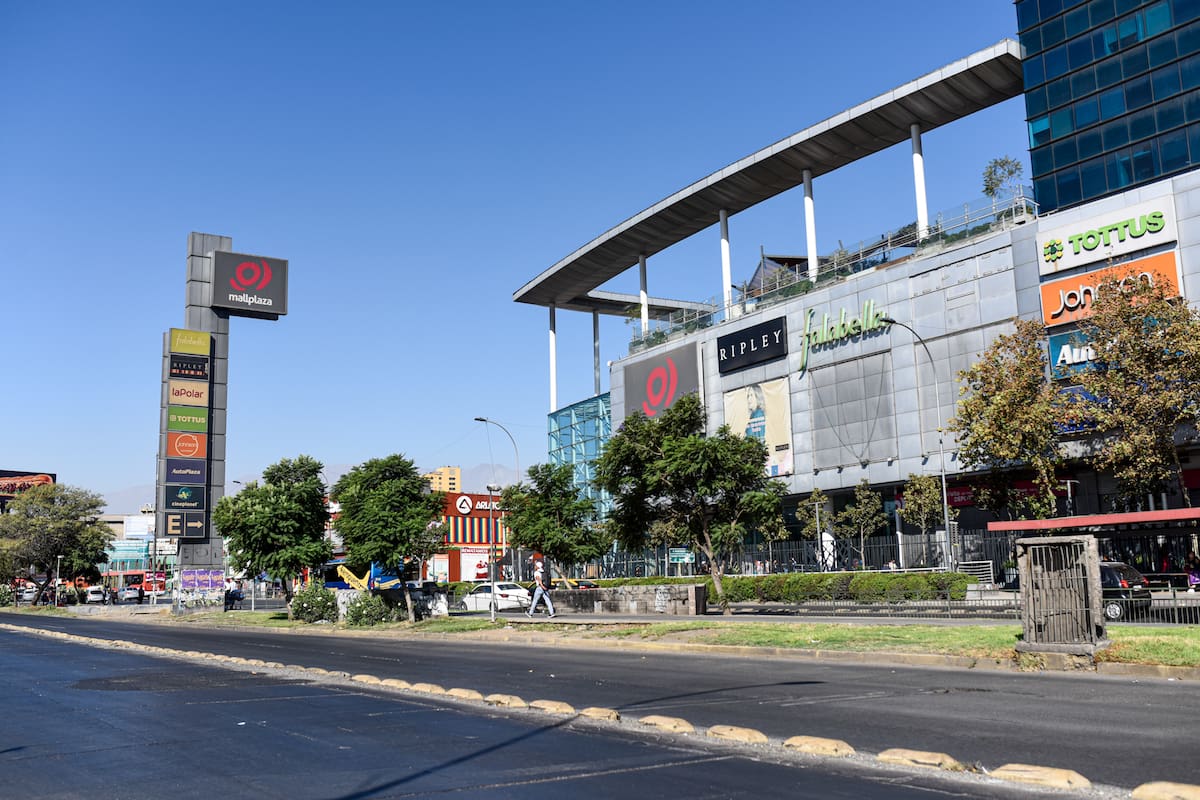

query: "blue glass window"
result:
(1080, 155), (1108, 194)
(1107, 148), (1134, 187)
(1118, 15), (1141, 49)
(1097, 54), (1124, 85)
(1179, 19), (1200, 54)
(1025, 55), (1047, 87)
(1032, 146), (1055, 174)
(1056, 166), (1084, 205)
(1043, 15), (1068, 48)
(1054, 136), (1080, 166)
(1048, 76), (1074, 107)
(1183, 53), (1200, 89)
(1051, 106), (1075, 137)
(1035, 174), (1059, 207)
(1072, 65), (1099, 94)
(1126, 73), (1154, 108)
(1160, 127), (1190, 169)
(1149, 31), (1179, 64)
(1144, 1), (1173, 37)
(1103, 117), (1131, 147)
(1123, 44), (1150, 76)
(1153, 63), (1183, 98)
(1130, 105), (1158, 138)
(1188, 120), (1200, 159)
(1045, 44), (1071, 79)
(1131, 140), (1160, 179)
(1022, 27), (1044, 53)
(1186, 88), (1200, 119)
(1067, 4), (1093, 35)
(1158, 94), (1187, 127)
(1042, 0), (1065, 17)
(1078, 127), (1105, 157)
(1091, 0), (1117, 24)
(1030, 115), (1053, 147)
(1075, 95), (1102, 127)
(1027, 86), (1050, 117)
(1174, 0), (1200, 24)
(1069, 33), (1096, 67)
(1018, 0), (1042, 30)
(1115, 0), (1142, 14)
(1100, 85), (1128, 117)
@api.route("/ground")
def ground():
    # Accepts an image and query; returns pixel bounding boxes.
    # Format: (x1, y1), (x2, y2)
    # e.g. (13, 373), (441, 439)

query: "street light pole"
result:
(474, 416), (521, 578)
(55, 554), (63, 607)
(882, 316), (953, 570)
(486, 482), (500, 623)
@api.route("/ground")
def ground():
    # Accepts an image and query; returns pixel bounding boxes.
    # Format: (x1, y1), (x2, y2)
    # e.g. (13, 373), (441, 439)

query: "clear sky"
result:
(0, 1), (1028, 512)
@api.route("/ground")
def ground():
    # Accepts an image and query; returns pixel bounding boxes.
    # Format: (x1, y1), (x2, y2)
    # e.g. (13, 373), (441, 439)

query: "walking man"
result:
(526, 560), (556, 618)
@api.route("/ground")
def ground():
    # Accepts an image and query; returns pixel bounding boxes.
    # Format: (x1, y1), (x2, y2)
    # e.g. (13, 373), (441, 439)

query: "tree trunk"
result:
(402, 584), (417, 622)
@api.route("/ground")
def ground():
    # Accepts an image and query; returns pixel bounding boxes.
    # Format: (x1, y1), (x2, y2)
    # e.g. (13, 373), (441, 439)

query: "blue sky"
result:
(0, 1), (1027, 512)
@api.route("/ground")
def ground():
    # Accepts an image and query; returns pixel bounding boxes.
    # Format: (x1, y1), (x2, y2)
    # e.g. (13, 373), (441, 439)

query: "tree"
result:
(593, 393), (786, 609)
(212, 455), (331, 615)
(834, 480), (889, 568)
(500, 463), (606, 581)
(0, 484), (112, 601)
(950, 318), (1063, 520)
(330, 454), (445, 621)
(898, 473), (954, 566)
(790, 487), (832, 569)
(982, 156), (1024, 199)
(1071, 271), (1200, 507)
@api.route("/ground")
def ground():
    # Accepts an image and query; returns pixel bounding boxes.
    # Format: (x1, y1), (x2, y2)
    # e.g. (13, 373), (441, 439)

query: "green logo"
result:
(1043, 239), (1064, 263)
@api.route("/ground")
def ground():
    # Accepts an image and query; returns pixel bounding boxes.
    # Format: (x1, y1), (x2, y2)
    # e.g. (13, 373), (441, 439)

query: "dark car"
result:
(1100, 561), (1153, 621)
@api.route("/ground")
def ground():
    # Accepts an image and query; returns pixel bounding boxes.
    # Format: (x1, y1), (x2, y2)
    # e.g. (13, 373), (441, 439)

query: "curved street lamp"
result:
(474, 416), (522, 579)
(882, 316), (953, 569)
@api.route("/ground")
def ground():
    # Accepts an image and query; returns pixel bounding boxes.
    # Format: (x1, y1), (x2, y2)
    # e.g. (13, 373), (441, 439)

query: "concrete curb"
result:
(580, 706), (620, 722)
(991, 763), (1091, 790)
(485, 693), (527, 709)
(707, 724), (768, 744)
(877, 748), (965, 771)
(530, 699), (575, 715)
(447, 687), (484, 701)
(410, 682), (446, 695)
(783, 735), (855, 757)
(638, 714), (695, 734)
(1132, 781), (1200, 800)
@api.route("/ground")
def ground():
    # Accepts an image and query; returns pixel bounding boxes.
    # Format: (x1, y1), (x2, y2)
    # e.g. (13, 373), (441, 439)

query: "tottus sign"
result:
(211, 251), (289, 318)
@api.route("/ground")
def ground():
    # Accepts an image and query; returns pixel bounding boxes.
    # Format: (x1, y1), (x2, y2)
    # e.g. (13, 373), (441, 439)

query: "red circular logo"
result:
(230, 259), (273, 292)
(641, 357), (678, 417)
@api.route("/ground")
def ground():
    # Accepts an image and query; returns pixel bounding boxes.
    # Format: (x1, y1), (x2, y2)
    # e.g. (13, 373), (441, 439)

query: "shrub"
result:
(344, 592), (404, 627)
(291, 582), (339, 623)
(0, 585), (12, 606)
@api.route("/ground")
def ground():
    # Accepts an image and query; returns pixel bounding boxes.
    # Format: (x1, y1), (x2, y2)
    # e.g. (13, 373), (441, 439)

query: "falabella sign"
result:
(212, 251), (289, 317)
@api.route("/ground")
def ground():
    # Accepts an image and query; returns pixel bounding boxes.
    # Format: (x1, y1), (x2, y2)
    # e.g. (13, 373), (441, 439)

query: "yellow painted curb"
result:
(878, 748), (964, 771)
(638, 715), (695, 734)
(410, 682), (446, 695)
(580, 707), (620, 722)
(530, 699), (575, 715)
(485, 693), (528, 709)
(1132, 781), (1200, 800)
(448, 688), (484, 701)
(263, 661), (285, 669)
(284, 664), (307, 671)
(351, 674), (381, 684)
(245, 658), (267, 667)
(991, 764), (1090, 790)
(707, 724), (768, 744)
(783, 735), (855, 757)
(306, 666), (329, 675)
(382, 678), (411, 689)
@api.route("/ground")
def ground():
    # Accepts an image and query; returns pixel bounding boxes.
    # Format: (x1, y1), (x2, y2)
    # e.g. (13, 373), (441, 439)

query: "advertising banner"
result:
(167, 432), (207, 459)
(1039, 251), (1180, 327)
(211, 251), (289, 316)
(169, 354), (209, 381)
(167, 379), (210, 408)
(716, 316), (787, 374)
(622, 342), (700, 420)
(1048, 330), (1096, 379)
(162, 511), (206, 538)
(165, 458), (207, 484)
(460, 546), (492, 582)
(0, 470), (55, 501)
(169, 328), (211, 356)
(722, 377), (794, 477)
(167, 406), (208, 433)
(164, 484), (206, 511)
(1037, 198), (1177, 276)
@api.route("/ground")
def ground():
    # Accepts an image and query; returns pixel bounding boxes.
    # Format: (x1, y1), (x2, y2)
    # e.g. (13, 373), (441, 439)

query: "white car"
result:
(119, 586), (143, 602)
(84, 586), (108, 604)
(19, 586), (40, 603)
(456, 582), (531, 612)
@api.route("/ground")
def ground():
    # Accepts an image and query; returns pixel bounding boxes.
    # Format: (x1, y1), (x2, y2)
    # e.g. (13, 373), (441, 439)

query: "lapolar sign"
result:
(1037, 198), (1177, 276)
(1039, 251), (1180, 327)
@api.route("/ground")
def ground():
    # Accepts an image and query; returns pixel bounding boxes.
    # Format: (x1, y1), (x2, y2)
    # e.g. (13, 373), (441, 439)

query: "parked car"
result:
(456, 582), (531, 612)
(84, 585), (108, 604)
(119, 586), (142, 602)
(19, 586), (40, 603)
(1100, 561), (1153, 620)
(552, 578), (600, 590)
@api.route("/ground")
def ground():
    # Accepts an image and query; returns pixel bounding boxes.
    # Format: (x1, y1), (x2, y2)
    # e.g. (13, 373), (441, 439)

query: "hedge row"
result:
(593, 572), (976, 603)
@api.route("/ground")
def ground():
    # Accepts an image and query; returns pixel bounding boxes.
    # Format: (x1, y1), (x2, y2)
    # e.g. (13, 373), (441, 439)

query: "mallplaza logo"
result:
(228, 259), (275, 307)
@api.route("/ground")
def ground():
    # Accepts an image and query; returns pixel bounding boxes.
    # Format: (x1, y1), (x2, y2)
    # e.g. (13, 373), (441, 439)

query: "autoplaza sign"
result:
(1037, 199), (1177, 276)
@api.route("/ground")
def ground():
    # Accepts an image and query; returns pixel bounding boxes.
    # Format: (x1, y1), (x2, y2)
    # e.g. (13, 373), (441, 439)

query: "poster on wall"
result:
(621, 342), (700, 422)
(723, 377), (793, 477)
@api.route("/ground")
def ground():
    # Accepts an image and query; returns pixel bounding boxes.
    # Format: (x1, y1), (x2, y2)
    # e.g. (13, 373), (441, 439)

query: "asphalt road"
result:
(3, 610), (1198, 792)
(0, 624), (1057, 800)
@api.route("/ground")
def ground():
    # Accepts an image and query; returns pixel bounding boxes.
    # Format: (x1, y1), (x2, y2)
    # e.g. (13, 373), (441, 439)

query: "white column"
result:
(549, 305), (558, 412)
(911, 123), (929, 238)
(720, 209), (732, 312)
(639, 255), (649, 334)
(803, 169), (818, 282)
(592, 309), (601, 396)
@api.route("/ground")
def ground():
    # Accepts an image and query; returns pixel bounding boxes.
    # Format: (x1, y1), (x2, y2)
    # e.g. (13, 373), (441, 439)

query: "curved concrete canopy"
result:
(515, 39), (1023, 314)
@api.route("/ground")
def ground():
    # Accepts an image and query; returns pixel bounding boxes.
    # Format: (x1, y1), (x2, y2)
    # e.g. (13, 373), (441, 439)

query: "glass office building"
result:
(1018, 0), (1200, 212)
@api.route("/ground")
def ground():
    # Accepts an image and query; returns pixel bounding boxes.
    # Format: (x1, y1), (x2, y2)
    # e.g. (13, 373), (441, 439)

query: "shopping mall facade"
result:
(518, 1), (1200, 569)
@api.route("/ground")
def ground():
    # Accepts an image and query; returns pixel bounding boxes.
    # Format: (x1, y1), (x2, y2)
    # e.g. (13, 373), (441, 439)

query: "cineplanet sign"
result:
(1037, 199), (1177, 276)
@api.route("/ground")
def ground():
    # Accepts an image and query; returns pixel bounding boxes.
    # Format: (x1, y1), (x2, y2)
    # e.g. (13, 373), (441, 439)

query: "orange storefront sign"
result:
(167, 432), (207, 459)
(1040, 251), (1179, 327)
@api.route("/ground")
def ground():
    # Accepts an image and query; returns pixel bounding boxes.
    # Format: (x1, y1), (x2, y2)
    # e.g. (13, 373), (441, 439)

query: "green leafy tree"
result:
(834, 479), (889, 568)
(1072, 271), (1200, 506)
(500, 463), (606, 581)
(593, 393), (786, 608)
(0, 484), (113, 600)
(898, 473), (954, 566)
(330, 454), (445, 621)
(212, 455), (331, 615)
(982, 155), (1024, 199)
(950, 318), (1063, 520)
(791, 488), (832, 568)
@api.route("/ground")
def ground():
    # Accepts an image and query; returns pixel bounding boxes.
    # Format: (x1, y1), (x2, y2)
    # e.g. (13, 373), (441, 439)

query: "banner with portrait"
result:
(723, 377), (793, 477)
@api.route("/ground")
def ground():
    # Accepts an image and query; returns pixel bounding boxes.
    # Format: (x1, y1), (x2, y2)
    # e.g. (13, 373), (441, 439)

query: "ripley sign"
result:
(717, 317), (787, 374)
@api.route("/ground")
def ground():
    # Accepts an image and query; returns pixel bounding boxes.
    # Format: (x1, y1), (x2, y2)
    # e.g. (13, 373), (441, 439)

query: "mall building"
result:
(515, 1), (1200, 570)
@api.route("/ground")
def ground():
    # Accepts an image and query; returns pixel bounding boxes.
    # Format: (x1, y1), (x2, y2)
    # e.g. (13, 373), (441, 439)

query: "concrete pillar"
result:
(803, 170), (818, 282)
(911, 123), (929, 238)
(720, 209), (732, 313)
(549, 305), (557, 412)
(639, 254), (649, 334)
(592, 309), (601, 396)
